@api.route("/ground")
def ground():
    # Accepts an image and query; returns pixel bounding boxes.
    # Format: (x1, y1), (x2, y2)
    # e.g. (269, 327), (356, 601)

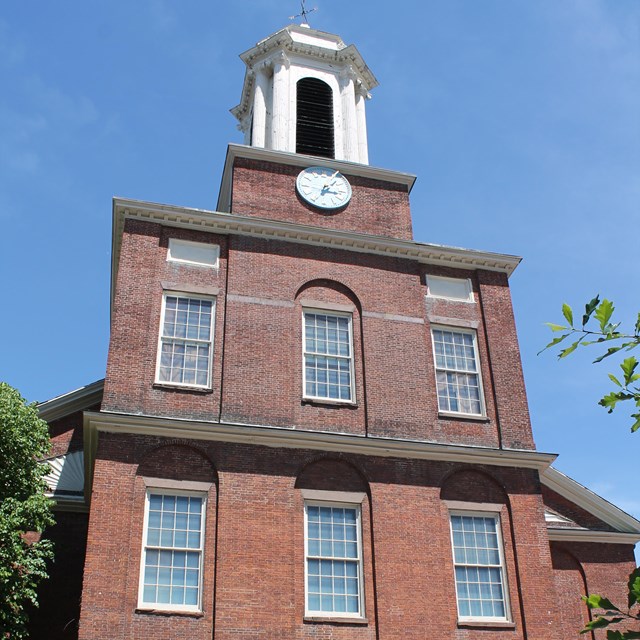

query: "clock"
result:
(296, 167), (352, 210)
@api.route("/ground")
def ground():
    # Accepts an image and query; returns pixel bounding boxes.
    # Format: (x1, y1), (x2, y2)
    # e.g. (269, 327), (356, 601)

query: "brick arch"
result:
(294, 455), (369, 493)
(440, 467), (508, 504)
(137, 443), (218, 484)
(294, 278), (362, 311)
(550, 544), (593, 638)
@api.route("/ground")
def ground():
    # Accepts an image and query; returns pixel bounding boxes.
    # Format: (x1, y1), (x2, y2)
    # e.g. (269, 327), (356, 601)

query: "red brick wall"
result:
(103, 218), (535, 449)
(76, 432), (608, 639)
(550, 542), (637, 639)
(230, 158), (415, 240)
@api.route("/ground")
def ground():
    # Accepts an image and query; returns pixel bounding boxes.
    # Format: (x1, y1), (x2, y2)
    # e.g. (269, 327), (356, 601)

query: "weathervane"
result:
(289, 0), (317, 27)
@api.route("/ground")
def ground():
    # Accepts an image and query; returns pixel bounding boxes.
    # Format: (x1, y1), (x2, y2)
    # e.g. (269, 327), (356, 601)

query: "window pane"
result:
(451, 514), (506, 620)
(141, 493), (203, 609)
(306, 504), (361, 615)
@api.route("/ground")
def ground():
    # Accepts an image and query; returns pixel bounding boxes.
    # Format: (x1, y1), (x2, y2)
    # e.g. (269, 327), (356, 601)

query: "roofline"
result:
(541, 467), (640, 534)
(111, 195), (521, 311)
(547, 528), (640, 545)
(83, 409), (556, 503)
(38, 379), (104, 423)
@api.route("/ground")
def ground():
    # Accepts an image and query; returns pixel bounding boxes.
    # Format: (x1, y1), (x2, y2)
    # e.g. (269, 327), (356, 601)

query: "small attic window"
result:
(296, 77), (335, 159)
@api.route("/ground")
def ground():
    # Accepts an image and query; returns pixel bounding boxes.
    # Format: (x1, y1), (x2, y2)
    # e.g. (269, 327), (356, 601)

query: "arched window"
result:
(296, 78), (334, 158)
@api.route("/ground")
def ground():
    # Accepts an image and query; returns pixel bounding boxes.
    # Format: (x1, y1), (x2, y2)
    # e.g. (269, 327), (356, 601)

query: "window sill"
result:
(457, 620), (515, 629)
(438, 411), (489, 423)
(135, 607), (204, 618)
(302, 398), (358, 408)
(304, 616), (368, 625)
(153, 382), (213, 395)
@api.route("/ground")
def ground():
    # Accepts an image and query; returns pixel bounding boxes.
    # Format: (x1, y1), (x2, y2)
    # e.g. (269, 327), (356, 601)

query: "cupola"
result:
(231, 25), (377, 164)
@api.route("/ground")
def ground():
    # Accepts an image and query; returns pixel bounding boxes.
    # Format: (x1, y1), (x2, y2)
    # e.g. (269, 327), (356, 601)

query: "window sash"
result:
(302, 311), (355, 402)
(449, 512), (509, 622)
(156, 294), (215, 388)
(304, 502), (364, 618)
(431, 327), (484, 416)
(138, 490), (206, 612)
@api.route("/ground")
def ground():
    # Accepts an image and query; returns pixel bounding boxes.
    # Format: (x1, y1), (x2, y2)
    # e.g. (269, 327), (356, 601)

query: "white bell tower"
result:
(231, 24), (377, 164)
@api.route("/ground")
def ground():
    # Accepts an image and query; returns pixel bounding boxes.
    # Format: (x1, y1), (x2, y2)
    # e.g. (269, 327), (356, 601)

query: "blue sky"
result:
(1, 1), (639, 534)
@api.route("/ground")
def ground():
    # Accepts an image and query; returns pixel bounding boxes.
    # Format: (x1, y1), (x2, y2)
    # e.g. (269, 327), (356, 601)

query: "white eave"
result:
(111, 194), (521, 311)
(38, 379), (104, 423)
(83, 409), (556, 504)
(541, 466), (640, 535)
(547, 528), (640, 545)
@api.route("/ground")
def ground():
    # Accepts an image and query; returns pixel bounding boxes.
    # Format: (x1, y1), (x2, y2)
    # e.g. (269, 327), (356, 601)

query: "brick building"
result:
(33, 23), (638, 639)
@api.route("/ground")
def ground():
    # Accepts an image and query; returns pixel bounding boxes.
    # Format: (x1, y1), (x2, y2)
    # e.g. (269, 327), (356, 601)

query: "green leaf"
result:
(538, 334), (570, 355)
(583, 594), (621, 611)
(606, 631), (624, 640)
(631, 413), (640, 433)
(621, 357), (639, 387)
(583, 295), (601, 328)
(546, 323), (568, 332)
(620, 632), (640, 639)
(595, 299), (615, 332)
(608, 373), (623, 387)
(559, 340), (581, 359)
(599, 392), (624, 413)
(594, 346), (624, 363)
(635, 312), (640, 336)
(628, 568), (640, 608)
(583, 615), (622, 631)
(562, 303), (574, 327)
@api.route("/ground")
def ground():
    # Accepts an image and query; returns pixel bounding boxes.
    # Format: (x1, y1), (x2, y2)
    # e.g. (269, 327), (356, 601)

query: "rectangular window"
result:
(432, 327), (484, 416)
(139, 491), (205, 612)
(304, 502), (363, 617)
(303, 311), (354, 402)
(450, 513), (509, 621)
(156, 294), (215, 388)
(426, 275), (473, 302)
(167, 238), (219, 268)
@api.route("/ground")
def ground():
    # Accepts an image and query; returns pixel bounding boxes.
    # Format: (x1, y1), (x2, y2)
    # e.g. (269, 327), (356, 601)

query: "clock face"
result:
(296, 167), (352, 210)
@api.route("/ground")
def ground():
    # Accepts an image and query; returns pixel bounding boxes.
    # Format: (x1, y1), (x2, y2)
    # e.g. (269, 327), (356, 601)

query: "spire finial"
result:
(289, 0), (317, 28)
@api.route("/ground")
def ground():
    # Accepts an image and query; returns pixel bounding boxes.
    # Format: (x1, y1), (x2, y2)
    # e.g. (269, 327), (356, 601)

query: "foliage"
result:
(0, 383), (55, 639)
(542, 297), (640, 637)
(579, 567), (640, 638)
(541, 295), (640, 433)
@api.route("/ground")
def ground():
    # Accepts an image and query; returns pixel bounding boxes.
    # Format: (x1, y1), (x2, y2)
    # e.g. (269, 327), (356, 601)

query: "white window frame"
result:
(431, 325), (486, 417)
(138, 488), (207, 613)
(426, 275), (474, 302)
(167, 238), (219, 268)
(302, 309), (355, 403)
(155, 293), (215, 389)
(304, 500), (365, 619)
(449, 510), (511, 623)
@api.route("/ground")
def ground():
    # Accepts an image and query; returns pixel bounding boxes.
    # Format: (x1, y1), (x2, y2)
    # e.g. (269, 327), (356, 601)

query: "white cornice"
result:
(111, 195), (521, 310)
(38, 379), (104, 422)
(542, 467), (640, 534)
(547, 528), (640, 545)
(83, 411), (556, 500)
(216, 144), (417, 212)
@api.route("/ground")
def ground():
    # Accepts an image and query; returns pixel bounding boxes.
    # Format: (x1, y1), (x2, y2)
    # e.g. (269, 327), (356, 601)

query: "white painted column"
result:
(340, 66), (359, 162)
(270, 51), (290, 152)
(355, 84), (370, 164)
(251, 67), (269, 148)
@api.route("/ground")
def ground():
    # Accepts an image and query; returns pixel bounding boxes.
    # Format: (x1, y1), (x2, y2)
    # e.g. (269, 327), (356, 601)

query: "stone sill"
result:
(302, 398), (358, 408)
(152, 383), (213, 395)
(135, 608), (204, 618)
(438, 411), (490, 423)
(304, 616), (368, 625)
(457, 620), (516, 629)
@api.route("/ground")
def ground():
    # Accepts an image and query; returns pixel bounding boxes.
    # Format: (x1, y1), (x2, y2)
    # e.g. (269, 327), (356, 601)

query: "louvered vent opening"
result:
(296, 78), (334, 158)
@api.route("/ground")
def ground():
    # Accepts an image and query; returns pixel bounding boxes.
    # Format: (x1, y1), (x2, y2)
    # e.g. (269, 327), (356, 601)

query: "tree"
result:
(541, 295), (640, 433)
(542, 296), (640, 638)
(0, 383), (55, 639)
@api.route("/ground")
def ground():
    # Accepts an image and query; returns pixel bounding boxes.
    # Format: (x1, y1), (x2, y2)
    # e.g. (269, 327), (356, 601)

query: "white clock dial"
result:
(296, 167), (352, 210)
